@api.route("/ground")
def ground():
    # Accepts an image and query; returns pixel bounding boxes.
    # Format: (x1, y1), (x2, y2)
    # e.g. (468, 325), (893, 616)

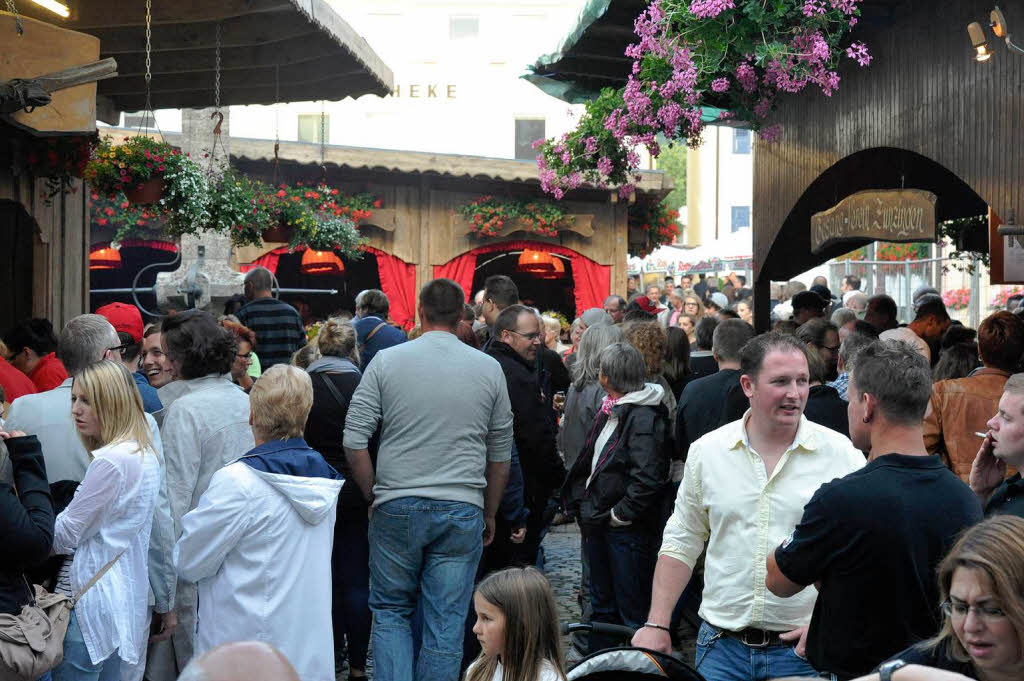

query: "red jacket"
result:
(27, 353), (67, 393)
(0, 358), (36, 405)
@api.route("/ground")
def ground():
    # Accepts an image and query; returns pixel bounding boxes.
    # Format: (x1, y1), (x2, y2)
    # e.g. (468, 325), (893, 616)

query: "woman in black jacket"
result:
(563, 342), (668, 654)
(302, 318), (368, 679)
(0, 431), (55, 617)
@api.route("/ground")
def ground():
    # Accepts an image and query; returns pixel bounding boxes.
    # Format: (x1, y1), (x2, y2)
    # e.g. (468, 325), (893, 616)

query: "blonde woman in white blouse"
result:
(52, 360), (160, 681)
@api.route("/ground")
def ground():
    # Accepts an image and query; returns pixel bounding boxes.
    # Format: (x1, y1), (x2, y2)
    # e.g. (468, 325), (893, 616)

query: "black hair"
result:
(717, 309), (740, 320)
(852, 341), (932, 425)
(419, 278), (464, 328)
(622, 309), (656, 323)
(116, 331), (142, 364)
(223, 294), (247, 317)
(915, 298), (951, 323)
(3, 318), (58, 356)
(663, 326), (691, 384)
(160, 310), (237, 379)
(867, 295), (898, 322)
(483, 274), (519, 310)
(694, 316), (718, 351)
(712, 319), (755, 363)
(843, 274), (862, 290)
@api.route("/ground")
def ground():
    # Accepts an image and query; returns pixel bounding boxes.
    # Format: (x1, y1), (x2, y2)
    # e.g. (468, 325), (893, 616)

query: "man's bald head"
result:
(178, 642), (300, 681)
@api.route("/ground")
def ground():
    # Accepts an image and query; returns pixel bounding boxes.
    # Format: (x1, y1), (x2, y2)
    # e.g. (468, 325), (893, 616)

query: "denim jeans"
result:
(582, 525), (657, 653)
(333, 506), (372, 671)
(695, 621), (821, 681)
(369, 497), (483, 681)
(52, 612), (120, 681)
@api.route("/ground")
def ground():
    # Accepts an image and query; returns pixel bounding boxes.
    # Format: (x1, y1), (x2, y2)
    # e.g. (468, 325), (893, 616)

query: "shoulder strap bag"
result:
(358, 321), (388, 354)
(0, 549), (128, 680)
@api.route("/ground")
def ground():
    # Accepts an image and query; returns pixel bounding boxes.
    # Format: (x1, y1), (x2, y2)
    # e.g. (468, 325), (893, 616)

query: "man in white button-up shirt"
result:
(632, 332), (864, 681)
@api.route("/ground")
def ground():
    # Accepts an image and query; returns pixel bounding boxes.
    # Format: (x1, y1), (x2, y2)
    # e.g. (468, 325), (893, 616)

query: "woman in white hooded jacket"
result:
(52, 360), (160, 681)
(173, 365), (343, 681)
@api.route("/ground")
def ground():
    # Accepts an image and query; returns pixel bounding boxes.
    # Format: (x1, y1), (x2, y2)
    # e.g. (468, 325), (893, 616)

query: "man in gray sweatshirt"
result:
(344, 278), (513, 681)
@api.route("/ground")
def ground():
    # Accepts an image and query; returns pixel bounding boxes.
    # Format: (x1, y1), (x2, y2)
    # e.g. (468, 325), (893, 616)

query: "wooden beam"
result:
(112, 34), (341, 76)
(91, 10), (307, 54)
(100, 63), (367, 96)
(14, 0), (291, 30)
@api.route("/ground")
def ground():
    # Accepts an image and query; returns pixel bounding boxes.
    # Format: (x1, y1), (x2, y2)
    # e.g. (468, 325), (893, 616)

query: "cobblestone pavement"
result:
(344, 523), (696, 679)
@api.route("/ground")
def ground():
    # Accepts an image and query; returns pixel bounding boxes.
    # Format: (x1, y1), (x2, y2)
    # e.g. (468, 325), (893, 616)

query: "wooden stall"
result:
(1, 1), (392, 330)
(752, 0), (1024, 328)
(225, 138), (672, 327)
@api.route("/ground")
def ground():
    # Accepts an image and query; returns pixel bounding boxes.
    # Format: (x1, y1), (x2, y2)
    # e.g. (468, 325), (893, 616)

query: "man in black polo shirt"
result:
(970, 373), (1024, 517)
(765, 340), (982, 680)
(235, 266), (306, 369)
(674, 319), (753, 460)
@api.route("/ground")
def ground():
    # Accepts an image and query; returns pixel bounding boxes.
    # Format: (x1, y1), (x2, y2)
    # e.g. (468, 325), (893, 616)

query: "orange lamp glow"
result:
(300, 249), (345, 275)
(89, 244), (122, 270)
(517, 249), (554, 272)
(536, 257), (567, 279)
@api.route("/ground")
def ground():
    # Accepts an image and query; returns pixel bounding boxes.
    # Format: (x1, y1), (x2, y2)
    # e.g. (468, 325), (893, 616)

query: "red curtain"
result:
(239, 246), (288, 275)
(365, 246), (417, 330)
(432, 253), (478, 303)
(434, 240), (610, 317)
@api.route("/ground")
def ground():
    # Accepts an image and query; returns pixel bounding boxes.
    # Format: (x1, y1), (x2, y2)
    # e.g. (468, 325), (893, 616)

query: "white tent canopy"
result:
(635, 228), (752, 273)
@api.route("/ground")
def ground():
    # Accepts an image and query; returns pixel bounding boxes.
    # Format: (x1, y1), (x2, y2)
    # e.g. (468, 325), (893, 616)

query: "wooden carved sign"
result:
(810, 189), (937, 253)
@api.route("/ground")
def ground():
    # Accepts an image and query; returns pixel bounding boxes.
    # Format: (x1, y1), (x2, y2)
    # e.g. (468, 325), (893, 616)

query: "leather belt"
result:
(721, 627), (787, 648)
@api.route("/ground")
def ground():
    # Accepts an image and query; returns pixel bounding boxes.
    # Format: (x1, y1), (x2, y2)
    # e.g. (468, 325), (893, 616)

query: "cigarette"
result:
(976, 432), (988, 438)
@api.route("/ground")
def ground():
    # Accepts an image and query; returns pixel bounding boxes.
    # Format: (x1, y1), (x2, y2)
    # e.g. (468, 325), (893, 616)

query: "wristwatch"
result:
(878, 659), (908, 681)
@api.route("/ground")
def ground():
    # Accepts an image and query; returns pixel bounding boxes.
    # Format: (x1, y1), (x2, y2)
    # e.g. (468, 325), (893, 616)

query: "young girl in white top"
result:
(52, 360), (160, 681)
(466, 567), (567, 681)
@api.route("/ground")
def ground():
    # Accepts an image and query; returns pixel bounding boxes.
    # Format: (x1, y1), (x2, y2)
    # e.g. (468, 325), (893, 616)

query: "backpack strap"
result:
(359, 321), (388, 352)
(316, 372), (350, 411)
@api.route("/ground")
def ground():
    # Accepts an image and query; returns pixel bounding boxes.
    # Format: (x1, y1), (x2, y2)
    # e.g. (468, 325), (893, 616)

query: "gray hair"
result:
(599, 342), (646, 394)
(571, 324), (624, 390)
(850, 340), (932, 425)
(839, 328), (878, 370)
(846, 292), (868, 312)
(831, 307), (857, 327)
(59, 314), (118, 376)
(244, 266), (273, 292)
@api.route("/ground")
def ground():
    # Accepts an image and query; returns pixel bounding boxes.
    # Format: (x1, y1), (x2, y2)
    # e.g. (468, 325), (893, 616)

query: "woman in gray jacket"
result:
(559, 324), (624, 471)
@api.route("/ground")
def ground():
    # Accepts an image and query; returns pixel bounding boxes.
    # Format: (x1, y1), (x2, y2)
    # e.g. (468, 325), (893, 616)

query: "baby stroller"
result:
(563, 623), (705, 681)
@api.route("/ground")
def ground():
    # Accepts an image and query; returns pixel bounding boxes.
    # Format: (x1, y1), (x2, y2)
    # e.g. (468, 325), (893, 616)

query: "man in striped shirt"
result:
(236, 267), (306, 369)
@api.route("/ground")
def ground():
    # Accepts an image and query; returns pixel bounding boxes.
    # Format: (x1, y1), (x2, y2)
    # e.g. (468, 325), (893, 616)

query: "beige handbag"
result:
(0, 553), (125, 681)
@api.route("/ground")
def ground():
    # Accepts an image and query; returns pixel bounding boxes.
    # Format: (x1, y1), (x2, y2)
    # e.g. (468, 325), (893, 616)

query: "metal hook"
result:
(211, 110), (224, 136)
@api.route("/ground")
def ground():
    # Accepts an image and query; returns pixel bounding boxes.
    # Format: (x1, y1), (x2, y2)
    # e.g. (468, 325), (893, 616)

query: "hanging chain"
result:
(214, 21), (222, 112)
(272, 64), (281, 185)
(319, 99), (327, 183)
(143, 0), (152, 126)
(5, 0), (23, 36)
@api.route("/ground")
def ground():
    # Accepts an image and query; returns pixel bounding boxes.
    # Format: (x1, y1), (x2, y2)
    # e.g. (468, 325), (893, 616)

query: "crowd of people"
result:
(2, 266), (1024, 681)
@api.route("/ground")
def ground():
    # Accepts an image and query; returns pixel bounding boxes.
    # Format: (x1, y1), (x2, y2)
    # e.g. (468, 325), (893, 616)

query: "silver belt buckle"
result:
(742, 628), (771, 648)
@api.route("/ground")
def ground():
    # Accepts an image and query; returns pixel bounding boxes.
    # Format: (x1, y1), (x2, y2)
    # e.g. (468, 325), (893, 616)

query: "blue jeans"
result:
(695, 621), (821, 681)
(52, 612), (120, 681)
(582, 525), (657, 653)
(369, 497), (484, 681)
(333, 507), (371, 670)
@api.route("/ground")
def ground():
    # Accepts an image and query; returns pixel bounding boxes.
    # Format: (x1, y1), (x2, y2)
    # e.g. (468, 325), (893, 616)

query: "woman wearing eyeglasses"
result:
(219, 320), (259, 393)
(854, 515), (1024, 681)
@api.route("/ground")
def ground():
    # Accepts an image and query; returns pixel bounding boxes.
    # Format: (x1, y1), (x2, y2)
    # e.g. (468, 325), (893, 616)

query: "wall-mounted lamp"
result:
(968, 22), (993, 61)
(30, 0), (70, 18)
(969, 6), (1024, 61)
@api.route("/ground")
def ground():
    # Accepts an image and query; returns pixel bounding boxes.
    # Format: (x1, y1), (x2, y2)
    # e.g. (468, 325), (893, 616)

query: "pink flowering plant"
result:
(941, 288), (970, 311)
(536, 0), (870, 198)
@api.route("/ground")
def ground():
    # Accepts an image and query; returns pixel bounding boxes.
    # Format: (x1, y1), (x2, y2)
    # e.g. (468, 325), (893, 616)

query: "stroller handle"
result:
(560, 622), (637, 641)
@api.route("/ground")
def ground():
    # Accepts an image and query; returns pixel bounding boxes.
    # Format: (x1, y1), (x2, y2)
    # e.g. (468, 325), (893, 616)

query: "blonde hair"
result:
(250, 365), (313, 442)
(682, 293), (705, 321)
(466, 567), (566, 681)
(291, 344), (321, 369)
(315, 317), (360, 365)
(73, 360), (153, 455)
(926, 515), (1024, 665)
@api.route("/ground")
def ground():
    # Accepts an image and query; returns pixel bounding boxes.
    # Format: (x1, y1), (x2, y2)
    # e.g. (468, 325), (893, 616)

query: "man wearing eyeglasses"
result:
(486, 304), (566, 566)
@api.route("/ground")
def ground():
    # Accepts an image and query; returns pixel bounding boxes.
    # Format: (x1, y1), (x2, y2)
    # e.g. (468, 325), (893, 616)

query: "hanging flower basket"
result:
(207, 169), (275, 248)
(123, 177), (165, 204)
(534, 0), (871, 198)
(22, 134), (98, 205)
(457, 196), (572, 238)
(262, 223), (293, 243)
(85, 136), (211, 238)
(628, 201), (680, 258)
